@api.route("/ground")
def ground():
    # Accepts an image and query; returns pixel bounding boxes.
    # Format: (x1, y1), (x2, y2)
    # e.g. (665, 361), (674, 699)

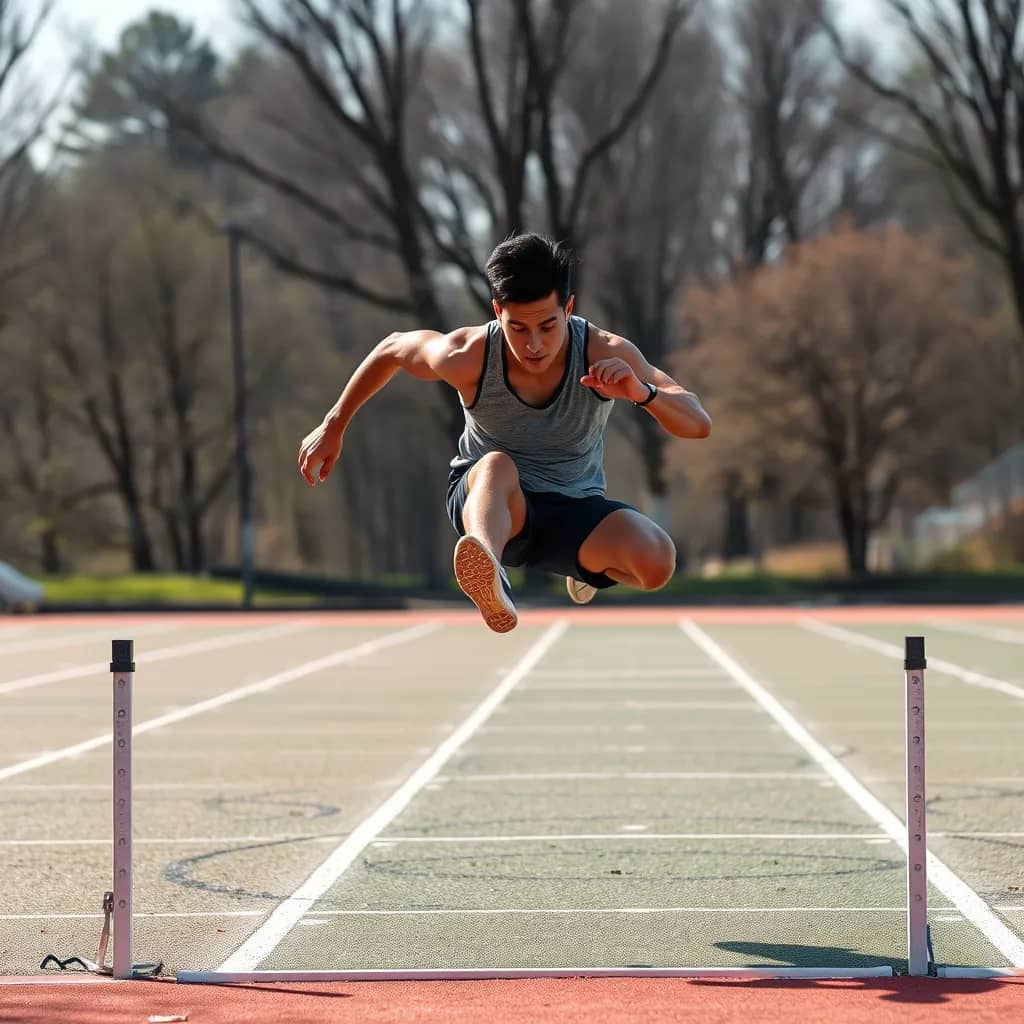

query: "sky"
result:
(30, 0), (886, 75)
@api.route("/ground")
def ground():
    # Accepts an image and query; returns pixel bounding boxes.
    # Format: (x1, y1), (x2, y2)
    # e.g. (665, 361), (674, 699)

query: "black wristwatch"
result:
(634, 381), (658, 407)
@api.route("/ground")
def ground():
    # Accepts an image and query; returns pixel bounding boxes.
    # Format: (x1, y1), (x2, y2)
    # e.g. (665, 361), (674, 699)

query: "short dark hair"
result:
(484, 232), (576, 306)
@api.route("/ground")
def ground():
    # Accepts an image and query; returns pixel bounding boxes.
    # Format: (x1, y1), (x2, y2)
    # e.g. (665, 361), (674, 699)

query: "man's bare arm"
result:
(582, 332), (711, 440)
(298, 328), (476, 486)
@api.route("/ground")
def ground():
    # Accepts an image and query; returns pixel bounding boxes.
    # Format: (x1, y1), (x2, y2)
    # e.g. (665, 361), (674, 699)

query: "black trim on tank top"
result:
(500, 319), (574, 410)
(583, 319), (613, 403)
(462, 324), (492, 411)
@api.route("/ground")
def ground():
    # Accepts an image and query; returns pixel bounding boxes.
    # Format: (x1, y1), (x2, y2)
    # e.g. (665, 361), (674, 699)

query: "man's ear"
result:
(565, 294), (575, 317)
(492, 299), (503, 320)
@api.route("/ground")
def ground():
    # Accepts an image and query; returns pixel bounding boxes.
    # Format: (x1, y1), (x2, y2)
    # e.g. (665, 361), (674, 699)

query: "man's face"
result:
(494, 291), (575, 375)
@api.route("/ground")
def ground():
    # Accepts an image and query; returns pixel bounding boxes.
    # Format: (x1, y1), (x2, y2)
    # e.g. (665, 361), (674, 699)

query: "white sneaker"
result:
(454, 535), (518, 633)
(566, 576), (598, 605)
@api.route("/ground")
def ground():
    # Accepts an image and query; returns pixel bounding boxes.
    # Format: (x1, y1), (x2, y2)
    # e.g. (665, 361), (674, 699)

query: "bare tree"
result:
(729, 0), (843, 265)
(687, 222), (986, 574)
(587, 16), (725, 533)
(827, 0), (1024, 354)
(0, 0), (58, 299)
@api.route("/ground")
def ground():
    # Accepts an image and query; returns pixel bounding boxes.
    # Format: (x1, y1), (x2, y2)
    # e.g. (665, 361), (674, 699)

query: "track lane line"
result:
(217, 619), (569, 972)
(0, 621), (312, 696)
(0, 622), (438, 782)
(798, 617), (1024, 702)
(680, 618), (1024, 967)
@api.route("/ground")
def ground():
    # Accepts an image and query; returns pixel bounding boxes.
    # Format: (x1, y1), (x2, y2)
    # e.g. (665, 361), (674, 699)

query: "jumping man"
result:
(297, 233), (712, 633)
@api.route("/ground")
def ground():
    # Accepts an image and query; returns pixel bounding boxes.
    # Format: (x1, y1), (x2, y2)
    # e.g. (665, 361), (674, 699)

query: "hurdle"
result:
(89, 634), (1023, 982)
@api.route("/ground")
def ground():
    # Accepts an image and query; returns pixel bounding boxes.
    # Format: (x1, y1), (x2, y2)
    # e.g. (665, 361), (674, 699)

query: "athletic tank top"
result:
(450, 315), (615, 497)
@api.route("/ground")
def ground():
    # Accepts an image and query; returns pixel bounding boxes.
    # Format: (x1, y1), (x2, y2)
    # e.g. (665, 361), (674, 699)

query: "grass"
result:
(34, 564), (1024, 609)
(39, 574), (321, 607)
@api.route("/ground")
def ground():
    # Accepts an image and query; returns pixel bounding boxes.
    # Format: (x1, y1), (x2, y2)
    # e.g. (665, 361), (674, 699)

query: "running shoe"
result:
(454, 535), (518, 633)
(566, 576), (598, 604)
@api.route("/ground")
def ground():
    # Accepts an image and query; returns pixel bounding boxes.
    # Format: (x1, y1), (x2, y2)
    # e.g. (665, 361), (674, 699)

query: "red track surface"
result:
(1, 977), (1022, 1023)
(13, 604), (1024, 628)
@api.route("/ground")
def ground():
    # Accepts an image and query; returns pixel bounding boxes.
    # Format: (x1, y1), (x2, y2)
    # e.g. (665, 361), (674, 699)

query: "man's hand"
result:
(298, 420), (343, 486)
(580, 358), (648, 403)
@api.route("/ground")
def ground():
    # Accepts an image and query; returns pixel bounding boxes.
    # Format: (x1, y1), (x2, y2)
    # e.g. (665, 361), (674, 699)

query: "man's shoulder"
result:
(437, 322), (491, 388)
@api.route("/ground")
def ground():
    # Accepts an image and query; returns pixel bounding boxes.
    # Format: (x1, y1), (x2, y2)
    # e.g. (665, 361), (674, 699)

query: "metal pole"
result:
(111, 639), (135, 980)
(226, 225), (255, 608)
(905, 635), (929, 976)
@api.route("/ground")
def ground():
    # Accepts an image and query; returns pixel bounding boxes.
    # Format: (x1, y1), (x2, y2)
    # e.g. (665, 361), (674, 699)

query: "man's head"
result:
(485, 233), (577, 375)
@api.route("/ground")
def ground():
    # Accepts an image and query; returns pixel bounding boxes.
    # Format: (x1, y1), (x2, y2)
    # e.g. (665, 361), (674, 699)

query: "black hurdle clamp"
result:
(110, 639), (135, 674)
(905, 636), (927, 671)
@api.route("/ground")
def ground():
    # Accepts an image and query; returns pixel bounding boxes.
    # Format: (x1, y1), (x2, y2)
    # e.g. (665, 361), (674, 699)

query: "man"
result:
(298, 233), (711, 633)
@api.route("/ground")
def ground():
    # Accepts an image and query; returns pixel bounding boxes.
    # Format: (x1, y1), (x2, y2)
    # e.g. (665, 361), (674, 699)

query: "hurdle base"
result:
(177, 966), (894, 984)
(936, 966), (1024, 978)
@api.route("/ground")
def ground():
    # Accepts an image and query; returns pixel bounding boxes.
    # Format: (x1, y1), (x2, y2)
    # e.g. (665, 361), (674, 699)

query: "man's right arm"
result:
(298, 328), (476, 486)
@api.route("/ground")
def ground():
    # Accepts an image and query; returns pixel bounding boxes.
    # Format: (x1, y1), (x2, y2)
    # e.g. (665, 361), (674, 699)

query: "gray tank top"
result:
(450, 315), (615, 497)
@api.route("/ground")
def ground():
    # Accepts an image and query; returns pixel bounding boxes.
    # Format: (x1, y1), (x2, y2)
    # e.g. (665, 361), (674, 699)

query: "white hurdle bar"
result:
(904, 636), (929, 977)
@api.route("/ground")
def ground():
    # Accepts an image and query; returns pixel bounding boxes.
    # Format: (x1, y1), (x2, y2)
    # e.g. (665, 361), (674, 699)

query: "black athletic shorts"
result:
(446, 465), (635, 590)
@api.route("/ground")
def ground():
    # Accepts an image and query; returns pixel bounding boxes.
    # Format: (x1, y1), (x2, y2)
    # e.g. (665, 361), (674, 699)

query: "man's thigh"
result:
(577, 508), (673, 577)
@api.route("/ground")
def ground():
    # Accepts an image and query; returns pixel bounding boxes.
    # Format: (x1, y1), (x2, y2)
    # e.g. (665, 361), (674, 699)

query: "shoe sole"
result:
(454, 538), (518, 633)
(567, 578), (597, 605)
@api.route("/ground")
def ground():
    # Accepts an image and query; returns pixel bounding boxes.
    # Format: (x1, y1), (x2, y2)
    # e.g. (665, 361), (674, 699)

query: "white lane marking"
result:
(799, 618), (1024, 702)
(218, 620), (569, 973)
(0, 623), (438, 783)
(371, 833), (889, 843)
(1, 911), (264, 920)
(451, 744), (794, 755)
(0, 835), (345, 846)
(518, 682), (735, 693)
(480, 724), (779, 733)
(0, 621), (311, 696)
(924, 619), (1024, 646)
(499, 700), (762, 711)
(435, 772), (829, 782)
(681, 618), (1024, 968)
(303, 906), (943, 916)
(528, 668), (727, 678)
(0, 782), (366, 791)
(0, 621), (179, 657)
(2, 907), (963, 922)
(933, 833), (1024, 838)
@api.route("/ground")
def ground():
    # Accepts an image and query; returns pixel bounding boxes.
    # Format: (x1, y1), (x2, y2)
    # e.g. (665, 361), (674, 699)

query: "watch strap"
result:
(634, 381), (658, 407)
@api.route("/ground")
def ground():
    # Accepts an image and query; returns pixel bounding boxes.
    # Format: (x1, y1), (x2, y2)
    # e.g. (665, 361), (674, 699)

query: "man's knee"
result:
(634, 529), (676, 591)
(468, 451), (520, 491)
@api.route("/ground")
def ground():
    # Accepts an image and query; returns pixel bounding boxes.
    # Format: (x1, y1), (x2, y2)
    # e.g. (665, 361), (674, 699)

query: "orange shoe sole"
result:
(454, 537), (518, 634)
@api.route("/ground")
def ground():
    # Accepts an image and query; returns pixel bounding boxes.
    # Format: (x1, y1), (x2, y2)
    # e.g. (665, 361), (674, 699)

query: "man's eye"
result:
(542, 325), (555, 332)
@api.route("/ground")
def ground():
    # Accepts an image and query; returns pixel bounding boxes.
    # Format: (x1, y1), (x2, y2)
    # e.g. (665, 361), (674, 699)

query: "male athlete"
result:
(298, 233), (711, 633)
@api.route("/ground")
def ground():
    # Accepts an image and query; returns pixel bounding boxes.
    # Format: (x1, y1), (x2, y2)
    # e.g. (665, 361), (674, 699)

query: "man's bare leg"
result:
(577, 509), (676, 591)
(455, 453), (528, 633)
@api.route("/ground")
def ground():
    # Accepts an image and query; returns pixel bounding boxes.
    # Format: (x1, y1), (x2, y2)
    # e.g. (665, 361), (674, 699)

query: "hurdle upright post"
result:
(904, 636), (929, 976)
(110, 640), (135, 980)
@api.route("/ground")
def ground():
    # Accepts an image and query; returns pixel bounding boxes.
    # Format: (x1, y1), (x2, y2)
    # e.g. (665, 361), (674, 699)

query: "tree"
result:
(146, 2), (693, 433)
(686, 222), (986, 574)
(0, 0), (58, 300)
(67, 10), (221, 166)
(827, 0), (1024, 354)
(586, 16), (725, 533)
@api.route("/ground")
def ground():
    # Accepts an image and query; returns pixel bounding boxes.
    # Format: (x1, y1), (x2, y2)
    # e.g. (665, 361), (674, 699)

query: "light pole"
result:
(224, 222), (255, 608)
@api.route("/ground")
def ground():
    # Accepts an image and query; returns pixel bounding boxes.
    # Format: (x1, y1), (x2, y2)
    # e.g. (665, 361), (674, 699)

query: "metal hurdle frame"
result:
(98, 635), (1022, 984)
(110, 641), (161, 980)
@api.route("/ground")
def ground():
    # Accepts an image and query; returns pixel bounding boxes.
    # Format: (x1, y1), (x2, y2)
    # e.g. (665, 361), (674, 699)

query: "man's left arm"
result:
(581, 335), (711, 439)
